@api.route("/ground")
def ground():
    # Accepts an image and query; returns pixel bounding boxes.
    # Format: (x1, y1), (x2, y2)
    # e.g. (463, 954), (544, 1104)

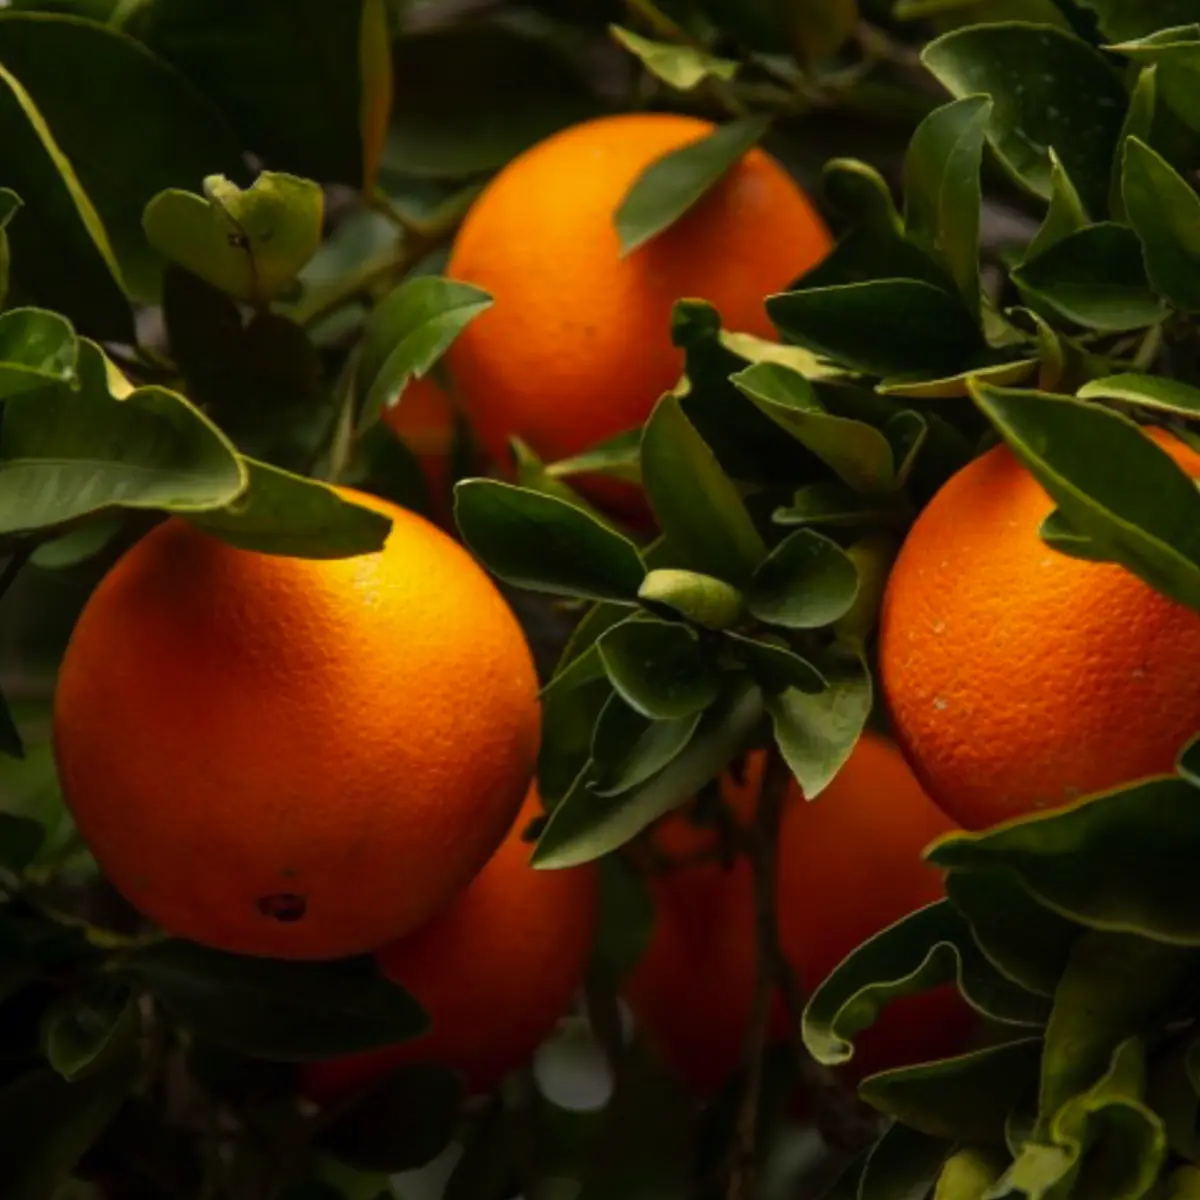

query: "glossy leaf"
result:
(1024, 149), (1089, 262)
(597, 617), (720, 720)
(732, 362), (896, 494)
(724, 631), (827, 695)
(637, 568), (745, 630)
(877, 357), (1038, 400)
(187, 460), (392, 559)
(143, 171), (324, 305)
(824, 157), (902, 236)
(746, 528), (859, 630)
(0, 307), (76, 398)
(455, 480), (646, 603)
(1079, 373), (1200, 416)
(767, 647), (872, 797)
(1012, 223), (1164, 332)
(934, 1147), (1008, 1199)
(1123, 136), (1200, 311)
(1111, 66), (1158, 222)
(640, 394), (767, 585)
(356, 276), (492, 429)
(928, 775), (1200, 944)
(123, 942), (427, 1061)
(533, 683), (764, 870)
(767, 279), (984, 377)
(589, 695), (703, 798)
(608, 25), (738, 89)
(312, 1064), (463, 1172)
(539, 653), (614, 808)
(0, 58), (131, 340)
(1105, 24), (1200, 145)
(922, 21), (1128, 217)
(41, 981), (139, 1081)
(546, 427), (643, 486)
(904, 95), (991, 316)
(971, 383), (1200, 610)
(615, 115), (770, 255)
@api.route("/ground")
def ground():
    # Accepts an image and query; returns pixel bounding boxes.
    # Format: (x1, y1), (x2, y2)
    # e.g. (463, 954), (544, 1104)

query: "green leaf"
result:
(41, 981), (139, 1081)
(0, 812), (44, 871)
(356, 276), (492, 430)
(970, 383), (1200, 610)
(0, 307), (77, 398)
(1111, 66), (1157, 223)
(533, 682), (764, 870)
(767, 649), (872, 797)
(592, 854), (656, 986)
(859, 1039), (1043, 1145)
(1104, 24), (1200, 148)
(731, 362), (896, 494)
(928, 775), (1200, 944)
(1122, 136), (1200, 312)
(724, 631), (827, 695)
(0, 11), (246, 301)
(1079, 372), (1200, 417)
(597, 617), (720, 720)
(637, 568), (745, 630)
(312, 1064), (463, 1172)
(0, 370), (246, 537)
(615, 115), (771, 255)
(803, 900), (1049, 1070)
(123, 942), (427, 1061)
(545, 428), (643, 487)
(0, 58), (131, 340)
(934, 1147), (1008, 1199)
(136, 0), (389, 185)
(608, 24), (738, 90)
(539, 652), (614, 808)
(904, 95), (992, 317)
(187, 461), (392, 559)
(771, 480), (893, 528)
(1076, 3), (1200, 42)
(767, 279), (985, 377)
(1011, 223), (1165, 331)
(358, 0), (391, 194)
(640, 394), (767, 585)
(824, 157), (902, 236)
(455, 480), (646, 603)
(922, 21), (1128, 217)
(143, 171), (324, 305)
(746, 528), (859, 630)
(386, 24), (600, 180)
(0, 1053), (138, 1200)
(589, 695), (703, 797)
(859, 1123), (949, 1200)
(1024, 149), (1089, 262)
(944, 868), (1081, 998)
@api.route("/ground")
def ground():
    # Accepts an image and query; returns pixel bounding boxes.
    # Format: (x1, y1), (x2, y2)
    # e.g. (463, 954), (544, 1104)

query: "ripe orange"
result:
(879, 425), (1200, 831)
(300, 784), (597, 1101)
(624, 735), (974, 1094)
(381, 375), (464, 526)
(53, 490), (540, 960)
(445, 112), (831, 482)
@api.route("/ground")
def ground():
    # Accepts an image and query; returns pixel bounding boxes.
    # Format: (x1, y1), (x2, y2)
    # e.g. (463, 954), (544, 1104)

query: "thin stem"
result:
(0, 544), (32, 602)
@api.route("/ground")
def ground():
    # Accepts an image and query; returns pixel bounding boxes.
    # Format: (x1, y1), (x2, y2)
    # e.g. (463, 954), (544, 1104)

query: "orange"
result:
(624, 734), (974, 1095)
(879, 425), (1200, 831)
(381, 374), (464, 527)
(300, 784), (597, 1101)
(52, 490), (540, 960)
(445, 112), (831, 481)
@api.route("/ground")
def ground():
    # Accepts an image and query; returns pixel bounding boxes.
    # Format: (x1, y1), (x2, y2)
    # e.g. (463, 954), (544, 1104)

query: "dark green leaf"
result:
(904, 95), (992, 316)
(187, 461), (392, 559)
(859, 1122), (948, 1200)
(1104, 24), (1200, 147)
(0, 363), (246, 536)
(771, 480), (891, 528)
(592, 855), (656, 987)
(597, 617), (720, 720)
(546, 428), (643, 486)
(0, 1053), (138, 1200)
(1077, 3), (1200, 41)
(511, 437), (614, 524)
(41, 981), (139, 1081)
(859, 1039), (1043, 1145)
(591, 695), (702, 800)
(971, 383), (1200, 609)
(1111, 66), (1157, 222)
(539, 654), (614, 809)
(928, 776), (1200, 944)
(731, 362), (896, 493)
(143, 172), (323, 305)
(136, 0), (388, 185)
(767, 280), (984, 377)
(533, 682), (764, 870)
(1178, 733), (1200, 786)
(0, 812), (44, 870)
(0, 307), (76, 398)
(30, 516), (121, 571)
(824, 157), (902, 236)
(609, 25), (738, 90)
(455, 480), (646, 602)
(1039, 508), (1109, 563)
(767, 649), (872, 797)
(637, 568), (746, 630)
(0, 11), (246, 300)
(878, 358), (1039, 401)
(0, 690), (24, 760)
(640, 394), (767, 585)
(357, 276), (492, 430)
(615, 115), (770, 255)
(724, 631), (827, 695)
(1024, 150), (1089, 262)
(123, 942), (427, 1062)
(0, 57), (131, 340)
(922, 21), (1128, 217)
(313, 1064), (463, 1172)
(1012, 223), (1164, 331)
(1122, 136), (1200, 311)
(747, 528), (859, 630)
(1078, 373), (1200, 416)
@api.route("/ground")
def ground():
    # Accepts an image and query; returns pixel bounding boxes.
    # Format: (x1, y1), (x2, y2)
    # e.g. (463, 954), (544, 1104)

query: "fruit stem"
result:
(726, 744), (790, 1200)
